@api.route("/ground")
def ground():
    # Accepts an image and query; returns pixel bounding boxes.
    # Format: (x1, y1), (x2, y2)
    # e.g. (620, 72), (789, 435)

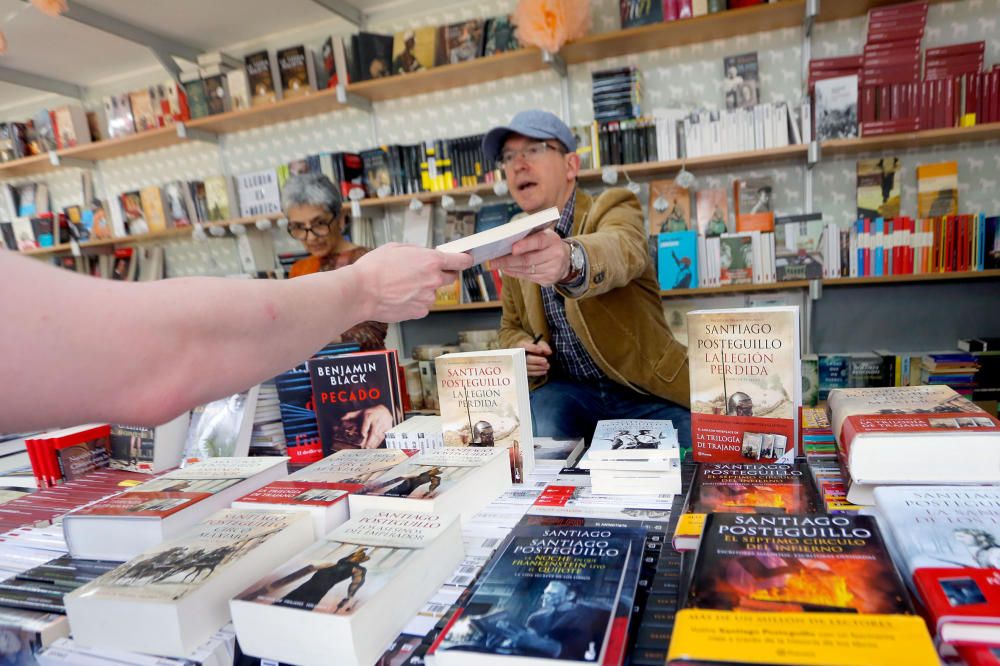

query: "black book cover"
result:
(308, 350), (396, 454)
(353, 32), (393, 81)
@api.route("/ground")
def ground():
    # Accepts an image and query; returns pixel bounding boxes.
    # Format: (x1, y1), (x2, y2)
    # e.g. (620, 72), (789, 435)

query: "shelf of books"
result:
(348, 48), (548, 102)
(822, 121), (1000, 156)
(580, 144), (808, 179)
(188, 88), (347, 135)
(561, 0), (805, 64)
(816, 0), (957, 23)
(825, 267), (1000, 287)
(0, 153), (56, 179)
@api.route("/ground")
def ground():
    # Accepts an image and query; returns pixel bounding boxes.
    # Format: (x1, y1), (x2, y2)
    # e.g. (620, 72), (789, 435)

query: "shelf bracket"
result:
(308, 0), (363, 27)
(48, 152), (95, 170)
(0, 65), (84, 100)
(176, 123), (218, 144)
(542, 51), (567, 78)
(805, 0), (819, 37)
(807, 140), (822, 168)
(335, 85), (373, 113)
(151, 49), (182, 87)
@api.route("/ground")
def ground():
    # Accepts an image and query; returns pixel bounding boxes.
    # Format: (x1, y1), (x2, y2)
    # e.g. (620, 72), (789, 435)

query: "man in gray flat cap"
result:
(482, 110), (690, 450)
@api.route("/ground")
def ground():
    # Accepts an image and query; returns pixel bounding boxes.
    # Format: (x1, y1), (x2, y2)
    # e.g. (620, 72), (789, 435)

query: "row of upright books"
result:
(619, 0), (767, 29)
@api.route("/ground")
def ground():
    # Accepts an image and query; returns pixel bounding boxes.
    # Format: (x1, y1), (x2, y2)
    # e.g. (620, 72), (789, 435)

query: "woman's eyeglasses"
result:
(288, 216), (334, 240)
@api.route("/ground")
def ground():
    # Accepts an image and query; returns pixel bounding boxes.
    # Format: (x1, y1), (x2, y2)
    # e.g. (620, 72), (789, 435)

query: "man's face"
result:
(541, 581), (568, 608)
(501, 134), (578, 213)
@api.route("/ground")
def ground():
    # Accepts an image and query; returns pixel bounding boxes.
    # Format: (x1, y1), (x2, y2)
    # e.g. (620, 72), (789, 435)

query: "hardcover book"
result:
(245, 50), (281, 106)
(231, 510), (463, 666)
(723, 52), (760, 110)
(108, 413), (189, 474)
(349, 447), (511, 523)
(672, 461), (819, 551)
(277, 45), (316, 99)
(648, 179), (690, 234)
(687, 306), (801, 463)
(857, 157), (901, 221)
(308, 350), (400, 455)
(917, 161), (959, 218)
(65, 509), (312, 658)
(436, 348), (535, 482)
(433, 523), (640, 666)
(914, 567), (1000, 646)
(815, 74), (859, 140)
(658, 231), (698, 290)
(826, 386), (1000, 484)
(669, 513), (937, 666)
(62, 456), (288, 561)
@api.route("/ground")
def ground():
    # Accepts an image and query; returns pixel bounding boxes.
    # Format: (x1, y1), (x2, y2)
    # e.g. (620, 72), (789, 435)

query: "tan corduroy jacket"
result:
(498, 186), (690, 408)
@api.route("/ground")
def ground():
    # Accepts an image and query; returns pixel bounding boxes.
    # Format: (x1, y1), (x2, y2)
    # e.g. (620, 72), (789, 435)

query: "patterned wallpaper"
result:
(4, 0), (1000, 278)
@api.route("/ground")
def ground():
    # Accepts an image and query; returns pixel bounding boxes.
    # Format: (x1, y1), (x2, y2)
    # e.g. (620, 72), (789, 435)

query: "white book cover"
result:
(580, 419), (680, 467)
(436, 207), (559, 265)
(814, 74), (858, 141)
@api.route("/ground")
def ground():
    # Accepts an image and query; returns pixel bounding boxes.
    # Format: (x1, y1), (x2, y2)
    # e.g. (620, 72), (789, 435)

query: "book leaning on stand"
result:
(62, 457), (288, 561)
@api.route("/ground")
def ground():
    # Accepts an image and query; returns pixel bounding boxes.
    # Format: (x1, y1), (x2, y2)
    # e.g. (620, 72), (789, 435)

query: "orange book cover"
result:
(917, 161), (958, 218)
(734, 177), (775, 232)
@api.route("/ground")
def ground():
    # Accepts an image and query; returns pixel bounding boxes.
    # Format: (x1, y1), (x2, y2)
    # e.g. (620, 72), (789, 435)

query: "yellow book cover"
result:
(392, 27), (438, 74)
(139, 186), (168, 232)
(917, 161), (958, 218)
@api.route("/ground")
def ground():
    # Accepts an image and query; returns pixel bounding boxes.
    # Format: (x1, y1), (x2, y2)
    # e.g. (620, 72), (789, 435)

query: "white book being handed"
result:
(578, 419), (679, 470)
(436, 348), (535, 483)
(436, 206), (559, 265)
(63, 456), (287, 561)
(230, 510), (463, 666)
(64, 509), (312, 659)
(348, 448), (511, 523)
(232, 449), (410, 538)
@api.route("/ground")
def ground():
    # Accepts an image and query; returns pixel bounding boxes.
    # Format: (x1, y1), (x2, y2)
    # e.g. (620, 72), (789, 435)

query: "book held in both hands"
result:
(230, 509), (463, 666)
(686, 306), (801, 463)
(64, 509), (312, 658)
(436, 206), (559, 265)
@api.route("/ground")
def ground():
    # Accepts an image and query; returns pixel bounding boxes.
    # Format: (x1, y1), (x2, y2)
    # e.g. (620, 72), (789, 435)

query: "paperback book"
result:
(230, 510), (463, 666)
(857, 157), (902, 221)
(578, 419), (679, 470)
(648, 179), (690, 234)
(696, 188), (730, 237)
(723, 52), (760, 110)
(672, 461), (819, 551)
(687, 306), (801, 463)
(657, 231), (698, 291)
(916, 161), (959, 218)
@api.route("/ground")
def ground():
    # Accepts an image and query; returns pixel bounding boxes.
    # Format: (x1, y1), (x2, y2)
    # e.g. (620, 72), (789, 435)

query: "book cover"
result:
(434, 209), (476, 246)
(673, 461), (818, 550)
(245, 50), (279, 106)
(202, 74), (228, 116)
(55, 434), (111, 482)
(687, 513), (913, 614)
(277, 45), (314, 99)
(620, 0), (663, 28)
(657, 231), (698, 290)
(774, 213), (825, 281)
(139, 186), (168, 232)
(718, 232), (754, 285)
(917, 161), (959, 218)
(163, 181), (193, 227)
(118, 191), (147, 235)
(436, 350), (533, 483)
(360, 448), (503, 501)
(815, 74), (859, 140)
(434, 523), (636, 663)
(735, 177), (775, 232)
(109, 424), (155, 472)
(723, 52), (760, 110)
(235, 169), (281, 218)
(857, 157), (901, 221)
(584, 419), (680, 463)
(309, 351), (398, 455)
(392, 27), (437, 74)
(127, 90), (157, 132)
(687, 307), (801, 463)
(203, 176), (232, 221)
(648, 179), (690, 234)
(183, 388), (256, 462)
(483, 16), (519, 56)
(354, 32), (394, 81)
(443, 19), (485, 64)
(913, 567), (1000, 645)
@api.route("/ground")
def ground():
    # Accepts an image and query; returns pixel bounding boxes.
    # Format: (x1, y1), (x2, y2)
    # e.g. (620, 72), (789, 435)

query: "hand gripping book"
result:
(436, 348), (534, 483)
(348, 447), (511, 523)
(827, 385), (1000, 485)
(64, 509), (312, 658)
(436, 206), (559, 266)
(230, 510), (463, 666)
(62, 457), (288, 560)
(668, 513), (938, 666)
(232, 449), (410, 538)
(432, 523), (638, 666)
(671, 460), (820, 551)
(687, 306), (801, 463)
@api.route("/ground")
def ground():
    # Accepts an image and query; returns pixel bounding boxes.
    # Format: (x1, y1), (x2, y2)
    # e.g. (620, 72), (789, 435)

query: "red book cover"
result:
(926, 63), (984, 81)
(914, 568), (1000, 646)
(863, 52), (920, 68)
(944, 76), (956, 128)
(862, 65), (921, 86)
(878, 86), (892, 121)
(967, 73), (981, 121)
(837, 406), (999, 460)
(864, 40), (922, 56)
(861, 118), (920, 137)
(71, 490), (212, 518)
(862, 85), (877, 123)
(663, 0), (679, 21)
(867, 27), (926, 44)
(23, 438), (44, 489)
(868, 1), (928, 21)
(811, 55), (863, 70)
(958, 645), (1000, 666)
(933, 79), (946, 129)
(926, 52), (985, 68)
(992, 70), (1000, 124)
(890, 84), (902, 121)
(234, 480), (357, 506)
(925, 41), (985, 59)
(49, 110), (61, 151)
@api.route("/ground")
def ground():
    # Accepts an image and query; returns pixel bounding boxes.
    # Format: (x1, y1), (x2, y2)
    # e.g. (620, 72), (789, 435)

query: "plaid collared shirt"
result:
(541, 189), (605, 381)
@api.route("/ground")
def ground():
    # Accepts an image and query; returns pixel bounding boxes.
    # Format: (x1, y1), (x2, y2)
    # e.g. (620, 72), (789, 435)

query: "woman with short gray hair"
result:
(283, 172), (387, 352)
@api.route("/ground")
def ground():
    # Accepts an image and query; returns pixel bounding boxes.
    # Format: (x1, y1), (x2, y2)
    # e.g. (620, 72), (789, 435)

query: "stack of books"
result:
(921, 351), (980, 395)
(577, 420), (681, 495)
(592, 66), (642, 122)
(858, 1), (926, 136)
(384, 415), (444, 450)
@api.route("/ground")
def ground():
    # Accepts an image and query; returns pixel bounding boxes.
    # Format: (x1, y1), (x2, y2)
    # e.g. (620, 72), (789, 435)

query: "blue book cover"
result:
(819, 354), (849, 401)
(475, 203), (520, 234)
(874, 217), (884, 276)
(435, 523), (641, 664)
(657, 231), (698, 290)
(987, 217), (1000, 270)
(856, 218), (865, 276)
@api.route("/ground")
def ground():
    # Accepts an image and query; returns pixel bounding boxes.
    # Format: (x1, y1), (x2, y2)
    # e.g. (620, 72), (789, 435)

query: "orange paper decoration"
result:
(0, 31), (6, 55)
(512, 0), (591, 54)
(30, 0), (68, 18)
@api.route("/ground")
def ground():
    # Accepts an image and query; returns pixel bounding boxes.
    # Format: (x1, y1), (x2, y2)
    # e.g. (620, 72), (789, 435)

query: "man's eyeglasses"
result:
(497, 141), (566, 169)
(288, 216), (334, 240)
